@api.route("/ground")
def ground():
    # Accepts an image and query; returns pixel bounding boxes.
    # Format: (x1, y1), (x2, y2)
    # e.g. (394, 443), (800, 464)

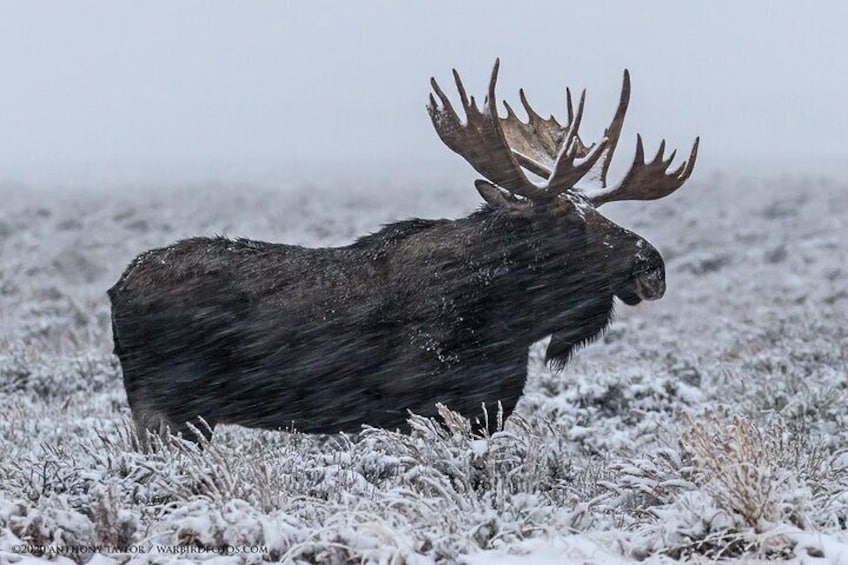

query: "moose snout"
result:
(634, 267), (666, 301)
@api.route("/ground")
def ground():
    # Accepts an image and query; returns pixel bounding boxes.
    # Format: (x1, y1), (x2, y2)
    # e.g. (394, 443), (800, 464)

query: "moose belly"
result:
(119, 295), (529, 434)
(213, 348), (528, 434)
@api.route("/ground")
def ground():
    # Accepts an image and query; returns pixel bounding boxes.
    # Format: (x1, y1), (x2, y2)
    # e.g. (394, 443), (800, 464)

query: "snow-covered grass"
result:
(0, 172), (846, 563)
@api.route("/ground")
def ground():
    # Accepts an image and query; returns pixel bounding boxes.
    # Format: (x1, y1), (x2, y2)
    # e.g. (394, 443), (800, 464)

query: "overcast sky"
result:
(0, 2), (845, 186)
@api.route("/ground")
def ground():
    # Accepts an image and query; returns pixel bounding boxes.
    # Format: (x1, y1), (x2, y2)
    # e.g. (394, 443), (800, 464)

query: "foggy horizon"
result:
(0, 2), (846, 187)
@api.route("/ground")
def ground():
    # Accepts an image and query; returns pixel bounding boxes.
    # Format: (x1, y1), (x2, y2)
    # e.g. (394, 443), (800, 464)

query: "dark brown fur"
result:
(109, 195), (663, 440)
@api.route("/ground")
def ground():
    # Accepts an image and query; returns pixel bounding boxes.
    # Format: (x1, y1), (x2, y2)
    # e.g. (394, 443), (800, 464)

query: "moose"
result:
(109, 60), (698, 442)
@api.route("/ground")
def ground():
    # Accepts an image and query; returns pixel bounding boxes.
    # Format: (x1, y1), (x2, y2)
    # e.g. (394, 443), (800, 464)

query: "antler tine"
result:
(674, 137), (699, 179)
(485, 58), (500, 115)
(652, 139), (667, 164)
(634, 133), (646, 163)
(429, 76), (460, 125)
(519, 88), (540, 122)
(546, 88), (610, 195)
(427, 59), (539, 199)
(451, 68), (471, 110)
(569, 89), (587, 146)
(664, 148), (678, 167)
(593, 69), (631, 189)
(587, 136), (700, 206)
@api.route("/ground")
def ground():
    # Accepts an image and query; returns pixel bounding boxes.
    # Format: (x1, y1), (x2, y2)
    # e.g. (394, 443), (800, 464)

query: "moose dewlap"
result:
(109, 60), (699, 442)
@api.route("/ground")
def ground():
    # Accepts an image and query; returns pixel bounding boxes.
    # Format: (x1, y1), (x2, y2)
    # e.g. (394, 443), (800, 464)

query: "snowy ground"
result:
(0, 171), (846, 564)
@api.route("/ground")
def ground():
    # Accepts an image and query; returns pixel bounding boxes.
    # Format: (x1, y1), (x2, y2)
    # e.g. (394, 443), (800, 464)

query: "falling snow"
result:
(1, 172), (847, 563)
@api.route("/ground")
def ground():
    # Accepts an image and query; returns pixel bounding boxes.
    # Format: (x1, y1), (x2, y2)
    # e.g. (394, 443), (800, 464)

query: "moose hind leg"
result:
(129, 396), (216, 450)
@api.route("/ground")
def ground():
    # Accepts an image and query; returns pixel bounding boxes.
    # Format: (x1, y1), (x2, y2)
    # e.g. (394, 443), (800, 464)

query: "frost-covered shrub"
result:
(0, 348), (118, 400)
(2, 497), (95, 555)
(681, 409), (803, 529)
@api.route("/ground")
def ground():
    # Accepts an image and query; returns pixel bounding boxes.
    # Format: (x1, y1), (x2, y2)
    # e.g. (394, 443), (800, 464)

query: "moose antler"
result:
(427, 60), (699, 205)
(584, 135), (700, 206)
(428, 59), (608, 200)
(499, 70), (628, 189)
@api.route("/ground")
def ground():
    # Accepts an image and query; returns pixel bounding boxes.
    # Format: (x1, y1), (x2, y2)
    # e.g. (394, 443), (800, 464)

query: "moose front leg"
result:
(466, 360), (529, 436)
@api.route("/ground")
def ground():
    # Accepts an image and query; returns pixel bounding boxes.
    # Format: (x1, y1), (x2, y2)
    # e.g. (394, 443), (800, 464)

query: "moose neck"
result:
(464, 206), (615, 352)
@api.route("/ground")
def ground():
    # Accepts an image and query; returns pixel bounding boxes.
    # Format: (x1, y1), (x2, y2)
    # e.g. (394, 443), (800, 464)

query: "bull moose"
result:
(109, 60), (698, 442)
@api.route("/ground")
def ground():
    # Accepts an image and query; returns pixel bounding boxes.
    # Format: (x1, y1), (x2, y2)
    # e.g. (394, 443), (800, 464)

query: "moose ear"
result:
(474, 180), (525, 210)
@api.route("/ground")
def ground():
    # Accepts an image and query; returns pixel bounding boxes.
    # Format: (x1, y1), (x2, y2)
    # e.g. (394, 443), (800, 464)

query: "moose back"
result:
(109, 60), (698, 442)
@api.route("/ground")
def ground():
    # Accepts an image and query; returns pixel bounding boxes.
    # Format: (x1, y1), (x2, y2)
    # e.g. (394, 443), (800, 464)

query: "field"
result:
(0, 172), (846, 563)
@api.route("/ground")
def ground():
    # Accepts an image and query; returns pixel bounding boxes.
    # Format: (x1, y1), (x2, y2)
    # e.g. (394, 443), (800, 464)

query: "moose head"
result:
(427, 60), (698, 365)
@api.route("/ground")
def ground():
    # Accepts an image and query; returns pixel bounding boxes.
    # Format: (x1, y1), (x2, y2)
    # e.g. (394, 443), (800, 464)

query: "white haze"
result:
(0, 1), (845, 188)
